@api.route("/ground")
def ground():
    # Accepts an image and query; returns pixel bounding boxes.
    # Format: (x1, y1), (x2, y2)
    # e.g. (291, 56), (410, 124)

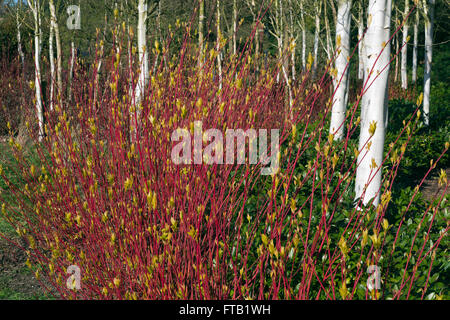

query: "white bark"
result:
(268, 0), (282, 82)
(135, 0), (149, 102)
(401, 0), (409, 89)
(300, 1), (306, 71)
(282, 27), (293, 112)
(49, 22), (55, 111)
(330, 0), (352, 141)
(268, 0), (292, 108)
(423, 0), (434, 126)
(276, 0), (283, 83)
(68, 41), (75, 101)
(49, 0), (62, 102)
(355, 0), (392, 207)
(199, 0), (205, 70)
(37, 1), (42, 51)
(233, 0), (237, 56)
(394, 10), (399, 83)
(27, 0), (44, 141)
(216, 0), (223, 91)
(324, 0), (333, 62)
(93, 41), (104, 107)
(152, 0), (161, 74)
(358, 3), (364, 80)
(313, 2), (321, 75)
(16, 6), (25, 70)
(291, 39), (297, 81)
(412, 8), (419, 83)
(246, 0), (261, 70)
(255, 4), (262, 71)
(133, 0), (149, 138)
(289, 0), (296, 80)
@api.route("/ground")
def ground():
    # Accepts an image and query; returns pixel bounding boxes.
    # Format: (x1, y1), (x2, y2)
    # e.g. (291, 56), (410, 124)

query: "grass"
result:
(0, 141), (52, 300)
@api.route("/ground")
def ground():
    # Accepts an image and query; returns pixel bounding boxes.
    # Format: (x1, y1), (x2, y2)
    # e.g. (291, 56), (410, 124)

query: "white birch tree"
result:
(355, 0), (392, 207)
(232, 0), (237, 56)
(49, 16), (55, 111)
(401, 0), (409, 89)
(357, 2), (365, 80)
(411, 6), (419, 83)
(422, 0), (435, 126)
(152, 0), (161, 74)
(288, 0), (296, 80)
(274, 0), (283, 83)
(216, 0), (223, 91)
(68, 40), (75, 100)
(393, 8), (399, 83)
(132, 0), (149, 138)
(15, 1), (25, 70)
(49, 0), (62, 104)
(26, 0), (44, 140)
(66, 2), (81, 102)
(300, 0), (306, 70)
(323, 0), (333, 62)
(198, 0), (205, 72)
(312, 1), (322, 75)
(246, 0), (264, 73)
(329, 0), (352, 141)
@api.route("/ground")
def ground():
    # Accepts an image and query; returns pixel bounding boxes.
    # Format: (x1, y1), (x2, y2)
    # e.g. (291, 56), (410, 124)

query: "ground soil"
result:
(421, 168), (450, 202)
(0, 236), (57, 299)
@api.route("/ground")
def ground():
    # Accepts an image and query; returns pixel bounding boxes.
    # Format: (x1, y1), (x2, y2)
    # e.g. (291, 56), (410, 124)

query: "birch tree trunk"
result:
(16, 6), (25, 70)
(423, 0), (435, 126)
(233, 0), (237, 56)
(300, 1), (306, 71)
(49, 0), (62, 102)
(324, 0), (333, 62)
(38, 1), (42, 53)
(401, 0), (409, 89)
(153, 0), (162, 74)
(93, 0), (108, 107)
(68, 41), (75, 101)
(93, 38), (104, 108)
(282, 28), (293, 114)
(136, 0), (149, 102)
(16, 1), (27, 139)
(394, 9), (399, 83)
(412, 8), (419, 83)
(132, 0), (149, 138)
(199, 0), (205, 73)
(358, 2), (364, 80)
(276, 0), (283, 83)
(216, 0), (223, 91)
(313, 2), (322, 75)
(329, 0), (352, 141)
(289, 0), (296, 80)
(249, 0), (261, 72)
(355, 0), (392, 207)
(27, 0), (44, 141)
(49, 22), (55, 111)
